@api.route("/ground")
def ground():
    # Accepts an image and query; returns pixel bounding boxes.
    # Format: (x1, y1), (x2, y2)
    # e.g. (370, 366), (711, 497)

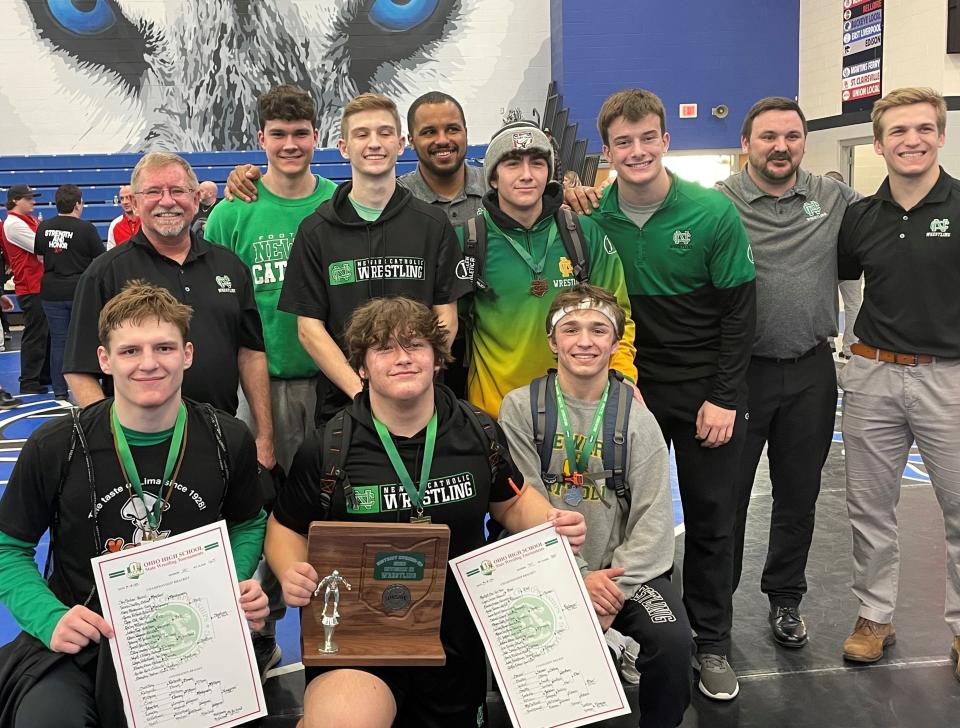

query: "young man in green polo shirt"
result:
(204, 84), (336, 675)
(587, 89), (757, 701)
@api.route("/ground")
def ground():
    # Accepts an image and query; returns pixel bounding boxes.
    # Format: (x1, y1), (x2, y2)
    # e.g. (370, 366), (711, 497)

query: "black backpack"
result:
(529, 369), (634, 505)
(461, 207), (590, 296)
(316, 400), (505, 517)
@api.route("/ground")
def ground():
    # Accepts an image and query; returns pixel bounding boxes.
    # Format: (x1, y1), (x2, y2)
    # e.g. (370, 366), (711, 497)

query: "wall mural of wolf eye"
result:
(2, 0), (550, 153)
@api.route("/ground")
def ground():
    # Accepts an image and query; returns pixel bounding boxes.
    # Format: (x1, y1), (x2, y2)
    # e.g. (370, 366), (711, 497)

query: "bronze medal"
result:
(410, 514), (432, 524)
(530, 278), (548, 297)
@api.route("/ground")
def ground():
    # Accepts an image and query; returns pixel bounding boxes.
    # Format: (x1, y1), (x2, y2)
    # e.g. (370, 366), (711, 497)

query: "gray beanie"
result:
(484, 122), (555, 186)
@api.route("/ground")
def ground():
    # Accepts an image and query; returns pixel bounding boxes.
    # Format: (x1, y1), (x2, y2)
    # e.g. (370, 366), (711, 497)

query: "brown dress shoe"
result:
(842, 617), (895, 662)
(951, 636), (960, 683)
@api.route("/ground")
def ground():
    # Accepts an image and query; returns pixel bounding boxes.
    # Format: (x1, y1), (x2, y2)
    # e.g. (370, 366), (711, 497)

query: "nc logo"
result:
(803, 200), (822, 217)
(672, 230), (692, 247)
(931, 218), (950, 233)
(215, 275), (232, 288)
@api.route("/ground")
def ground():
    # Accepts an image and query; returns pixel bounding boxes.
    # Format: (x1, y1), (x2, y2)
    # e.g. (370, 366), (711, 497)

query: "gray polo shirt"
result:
(398, 163), (486, 223)
(717, 168), (859, 358)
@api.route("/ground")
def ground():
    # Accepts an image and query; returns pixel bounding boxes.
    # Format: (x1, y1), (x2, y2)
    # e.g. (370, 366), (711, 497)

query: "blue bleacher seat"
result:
(0, 146), (488, 239)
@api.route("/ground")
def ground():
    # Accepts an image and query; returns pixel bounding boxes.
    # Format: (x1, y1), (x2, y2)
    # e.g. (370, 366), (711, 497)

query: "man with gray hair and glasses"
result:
(63, 152), (274, 468)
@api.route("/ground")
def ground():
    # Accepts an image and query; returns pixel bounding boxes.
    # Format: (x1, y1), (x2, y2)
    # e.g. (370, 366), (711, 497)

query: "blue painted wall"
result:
(551, 0), (800, 151)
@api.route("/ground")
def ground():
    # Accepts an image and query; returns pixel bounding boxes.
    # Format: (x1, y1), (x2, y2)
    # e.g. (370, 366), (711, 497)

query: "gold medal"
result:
(410, 515), (432, 524)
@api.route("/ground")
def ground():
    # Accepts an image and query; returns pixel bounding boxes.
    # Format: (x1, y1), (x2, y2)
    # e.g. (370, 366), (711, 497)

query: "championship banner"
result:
(842, 0), (884, 112)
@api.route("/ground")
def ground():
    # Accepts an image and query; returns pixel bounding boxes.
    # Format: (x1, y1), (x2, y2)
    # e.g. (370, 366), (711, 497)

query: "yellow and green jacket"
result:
(457, 186), (637, 418)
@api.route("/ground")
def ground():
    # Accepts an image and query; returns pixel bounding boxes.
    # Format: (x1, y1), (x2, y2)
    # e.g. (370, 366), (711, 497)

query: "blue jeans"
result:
(41, 299), (72, 398)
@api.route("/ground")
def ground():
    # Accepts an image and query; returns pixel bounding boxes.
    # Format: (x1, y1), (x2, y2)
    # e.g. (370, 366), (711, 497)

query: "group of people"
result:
(0, 172), (220, 403)
(0, 80), (956, 728)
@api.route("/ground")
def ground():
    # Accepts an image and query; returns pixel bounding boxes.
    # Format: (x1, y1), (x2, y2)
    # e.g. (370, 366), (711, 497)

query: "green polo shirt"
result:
(591, 173), (756, 407)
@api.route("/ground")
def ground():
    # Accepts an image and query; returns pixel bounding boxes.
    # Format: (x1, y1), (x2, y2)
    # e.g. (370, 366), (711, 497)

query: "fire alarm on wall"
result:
(679, 103), (698, 118)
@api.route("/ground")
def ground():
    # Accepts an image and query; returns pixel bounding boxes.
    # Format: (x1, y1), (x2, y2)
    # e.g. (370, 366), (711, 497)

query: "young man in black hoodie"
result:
(279, 93), (471, 425)
(265, 296), (585, 728)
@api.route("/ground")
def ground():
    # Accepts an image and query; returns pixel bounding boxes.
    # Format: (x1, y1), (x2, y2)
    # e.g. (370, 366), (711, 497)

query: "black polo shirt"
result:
(838, 167), (960, 357)
(63, 231), (264, 413)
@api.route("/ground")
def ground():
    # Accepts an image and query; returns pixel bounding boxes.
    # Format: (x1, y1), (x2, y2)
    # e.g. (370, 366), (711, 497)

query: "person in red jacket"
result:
(1, 185), (50, 394)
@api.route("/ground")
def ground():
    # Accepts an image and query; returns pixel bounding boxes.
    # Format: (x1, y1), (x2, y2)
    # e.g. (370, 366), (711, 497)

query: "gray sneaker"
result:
(695, 653), (739, 700)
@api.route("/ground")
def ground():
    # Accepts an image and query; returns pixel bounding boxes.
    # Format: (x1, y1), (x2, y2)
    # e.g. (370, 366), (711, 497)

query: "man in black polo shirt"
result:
(837, 87), (960, 680)
(63, 152), (275, 468)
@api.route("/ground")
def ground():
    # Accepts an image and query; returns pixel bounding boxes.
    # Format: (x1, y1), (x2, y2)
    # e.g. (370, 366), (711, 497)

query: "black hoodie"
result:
(276, 384), (521, 657)
(279, 180), (471, 347)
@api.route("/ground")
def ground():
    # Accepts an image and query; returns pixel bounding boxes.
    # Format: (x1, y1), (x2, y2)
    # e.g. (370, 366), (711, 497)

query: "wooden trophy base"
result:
(302, 521), (450, 667)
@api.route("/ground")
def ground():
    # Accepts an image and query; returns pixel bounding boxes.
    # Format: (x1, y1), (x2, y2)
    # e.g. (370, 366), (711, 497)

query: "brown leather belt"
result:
(850, 342), (935, 366)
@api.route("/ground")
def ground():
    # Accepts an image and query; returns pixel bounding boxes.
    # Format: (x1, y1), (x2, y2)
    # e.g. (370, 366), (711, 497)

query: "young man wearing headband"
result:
(0, 281), (268, 725)
(265, 296), (585, 728)
(500, 283), (692, 727)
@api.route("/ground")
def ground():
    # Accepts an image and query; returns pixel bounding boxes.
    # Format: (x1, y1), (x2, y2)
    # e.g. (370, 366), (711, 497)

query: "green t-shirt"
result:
(349, 196), (383, 221)
(205, 175), (337, 378)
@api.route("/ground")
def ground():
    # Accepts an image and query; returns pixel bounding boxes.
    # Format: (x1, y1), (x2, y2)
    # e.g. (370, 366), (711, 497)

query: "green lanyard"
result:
(487, 215), (558, 278)
(372, 411), (438, 520)
(110, 403), (188, 537)
(555, 378), (609, 476)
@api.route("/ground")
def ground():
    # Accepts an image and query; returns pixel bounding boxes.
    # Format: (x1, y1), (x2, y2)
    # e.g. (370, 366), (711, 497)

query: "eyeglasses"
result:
(134, 187), (196, 201)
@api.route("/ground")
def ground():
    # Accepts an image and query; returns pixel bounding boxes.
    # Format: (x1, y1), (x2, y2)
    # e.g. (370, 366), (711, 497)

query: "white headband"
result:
(547, 300), (622, 337)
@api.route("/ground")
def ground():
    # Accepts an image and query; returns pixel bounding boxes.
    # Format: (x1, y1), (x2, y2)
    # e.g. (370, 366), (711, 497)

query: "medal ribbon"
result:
(111, 403), (188, 534)
(487, 215), (557, 278)
(372, 411), (438, 516)
(554, 378), (609, 477)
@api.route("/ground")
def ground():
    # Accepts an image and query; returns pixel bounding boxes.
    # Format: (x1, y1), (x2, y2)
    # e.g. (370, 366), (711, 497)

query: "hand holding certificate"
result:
(450, 522), (630, 728)
(91, 521), (267, 728)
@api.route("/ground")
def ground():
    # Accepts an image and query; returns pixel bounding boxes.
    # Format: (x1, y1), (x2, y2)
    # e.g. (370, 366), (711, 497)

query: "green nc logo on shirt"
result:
(931, 218), (950, 233)
(803, 200), (823, 217)
(329, 260), (357, 285)
(346, 485), (379, 513)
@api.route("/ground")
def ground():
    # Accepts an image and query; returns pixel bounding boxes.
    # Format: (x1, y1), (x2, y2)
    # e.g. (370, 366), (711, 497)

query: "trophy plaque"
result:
(303, 521), (451, 667)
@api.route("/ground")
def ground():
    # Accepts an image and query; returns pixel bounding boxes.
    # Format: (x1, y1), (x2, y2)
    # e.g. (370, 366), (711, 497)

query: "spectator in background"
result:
(1, 184), (50, 395)
(191, 180), (220, 237)
(105, 185), (140, 249)
(34, 184), (106, 401)
(0, 295), (22, 407)
(825, 170), (862, 358)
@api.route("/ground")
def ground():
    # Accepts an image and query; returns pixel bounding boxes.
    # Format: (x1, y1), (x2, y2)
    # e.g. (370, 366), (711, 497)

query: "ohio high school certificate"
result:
(451, 522), (630, 728)
(91, 521), (267, 728)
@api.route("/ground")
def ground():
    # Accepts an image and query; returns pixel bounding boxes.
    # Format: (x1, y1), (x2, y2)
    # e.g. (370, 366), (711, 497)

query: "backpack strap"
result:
(555, 207), (590, 282)
(462, 214), (492, 294)
(529, 371), (558, 475)
(456, 400), (504, 482)
(318, 410), (353, 518)
(198, 403), (231, 516)
(602, 371), (633, 505)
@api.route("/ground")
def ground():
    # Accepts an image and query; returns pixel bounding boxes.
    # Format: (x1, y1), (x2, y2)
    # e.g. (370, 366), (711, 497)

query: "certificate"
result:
(450, 522), (630, 728)
(91, 521), (267, 728)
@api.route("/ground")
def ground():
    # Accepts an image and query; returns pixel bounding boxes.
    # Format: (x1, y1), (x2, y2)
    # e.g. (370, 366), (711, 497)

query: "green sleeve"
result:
(202, 201), (231, 248)
(227, 509), (267, 581)
(0, 530), (69, 648)
(708, 201), (756, 289)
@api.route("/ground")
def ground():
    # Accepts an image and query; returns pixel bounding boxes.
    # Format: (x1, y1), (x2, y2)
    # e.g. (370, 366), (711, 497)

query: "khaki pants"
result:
(840, 354), (960, 634)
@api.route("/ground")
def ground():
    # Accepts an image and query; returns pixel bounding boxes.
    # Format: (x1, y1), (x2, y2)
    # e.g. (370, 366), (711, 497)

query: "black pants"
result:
(15, 657), (98, 728)
(733, 343), (836, 607)
(639, 377), (747, 655)
(613, 575), (693, 728)
(18, 293), (50, 388)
